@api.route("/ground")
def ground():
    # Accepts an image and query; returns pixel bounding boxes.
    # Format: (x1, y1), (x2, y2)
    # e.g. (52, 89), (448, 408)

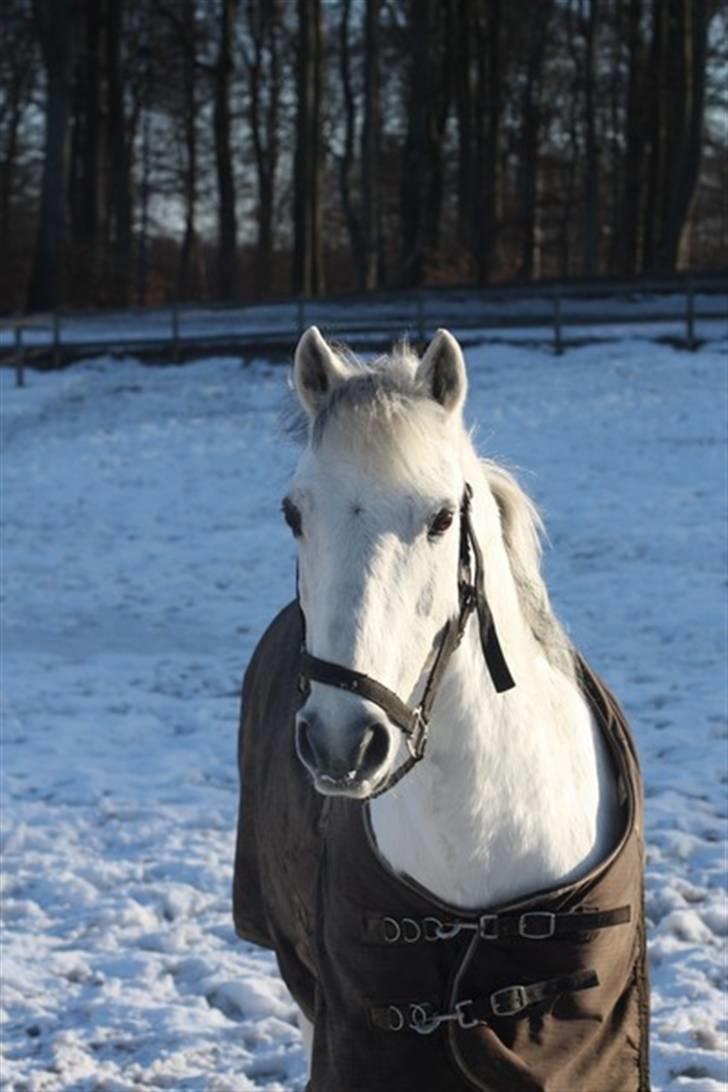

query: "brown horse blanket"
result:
(233, 602), (650, 1091)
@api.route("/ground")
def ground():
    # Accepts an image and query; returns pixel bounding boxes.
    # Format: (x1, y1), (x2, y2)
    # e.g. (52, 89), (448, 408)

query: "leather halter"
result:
(297, 484), (515, 797)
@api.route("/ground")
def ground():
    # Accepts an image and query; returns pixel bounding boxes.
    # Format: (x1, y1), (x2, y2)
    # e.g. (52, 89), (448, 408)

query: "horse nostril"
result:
(358, 721), (390, 774)
(295, 713), (391, 785)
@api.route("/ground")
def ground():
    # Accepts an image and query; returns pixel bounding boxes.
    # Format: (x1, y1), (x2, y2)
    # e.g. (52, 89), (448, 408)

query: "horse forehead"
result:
(295, 432), (461, 502)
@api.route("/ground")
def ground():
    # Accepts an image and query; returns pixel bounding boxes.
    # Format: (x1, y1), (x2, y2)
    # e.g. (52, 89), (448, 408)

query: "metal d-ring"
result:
(401, 917), (421, 943)
(382, 916), (401, 943)
(422, 916), (444, 942)
(409, 1003), (440, 1035)
(387, 1004), (405, 1031)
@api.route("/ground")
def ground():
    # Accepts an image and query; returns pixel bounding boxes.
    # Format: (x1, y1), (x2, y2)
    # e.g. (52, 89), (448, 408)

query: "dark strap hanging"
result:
(298, 482), (515, 797)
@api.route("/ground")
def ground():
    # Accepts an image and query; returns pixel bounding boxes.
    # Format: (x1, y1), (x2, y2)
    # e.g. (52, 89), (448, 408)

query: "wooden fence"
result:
(2, 275), (726, 388)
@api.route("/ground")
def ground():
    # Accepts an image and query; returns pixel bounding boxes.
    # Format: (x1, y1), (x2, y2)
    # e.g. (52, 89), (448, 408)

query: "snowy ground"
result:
(1, 334), (727, 1091)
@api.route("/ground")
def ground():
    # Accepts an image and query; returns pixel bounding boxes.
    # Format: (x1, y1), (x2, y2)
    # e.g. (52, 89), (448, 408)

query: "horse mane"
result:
(482, 460), (576, 680)
(284, 344), (576, 679)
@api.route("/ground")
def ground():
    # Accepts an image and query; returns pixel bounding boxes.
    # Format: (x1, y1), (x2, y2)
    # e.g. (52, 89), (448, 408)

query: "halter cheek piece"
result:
(297, 484), (515, 797)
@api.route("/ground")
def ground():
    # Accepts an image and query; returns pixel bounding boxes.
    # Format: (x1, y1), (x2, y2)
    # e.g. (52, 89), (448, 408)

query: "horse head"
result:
(285, 325), (492, 798)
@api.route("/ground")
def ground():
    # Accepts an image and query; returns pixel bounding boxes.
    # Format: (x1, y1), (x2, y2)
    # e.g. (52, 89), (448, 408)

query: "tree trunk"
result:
(361, 0), (381, 289)
(581, 0), (599, 275)
(653, 0), (708, 267)
(0, 63), (29, 260)
(615, 0), (646, 273)
(452, 0), (474, 260)
(107, 0), (132, 304)
(26, 0), (73, 311)
(246, 0), (281, 298)
(214, 0), (237, 300)
(69, 1), (101, 246)
(293, 0), (324, 297)
(178, 0), (199, 300)
(518, 2), (552, 278)
(473, 0), (501, 283)
(399, 0), (447, 286)
(136, 57), (153, 306)
(337, 0), (365, 287)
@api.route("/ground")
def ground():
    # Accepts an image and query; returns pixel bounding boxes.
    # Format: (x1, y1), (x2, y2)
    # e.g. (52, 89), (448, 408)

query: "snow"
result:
(2, 334), (727, 1091)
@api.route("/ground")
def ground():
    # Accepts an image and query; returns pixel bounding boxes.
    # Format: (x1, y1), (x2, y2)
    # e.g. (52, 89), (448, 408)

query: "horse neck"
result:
(368, 474), (619, 911)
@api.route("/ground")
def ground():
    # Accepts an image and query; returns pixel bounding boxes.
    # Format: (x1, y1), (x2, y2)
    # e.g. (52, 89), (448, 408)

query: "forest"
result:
(1, 0), (725, 313)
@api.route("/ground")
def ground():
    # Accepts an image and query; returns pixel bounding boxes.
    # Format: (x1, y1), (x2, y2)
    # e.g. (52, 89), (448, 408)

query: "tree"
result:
(243, 0), (284, 298)
(214, 0), (238, 300)
(643, 0), (711, 270)
(293, 0), (324, 296)
(26, 0), (74, 311)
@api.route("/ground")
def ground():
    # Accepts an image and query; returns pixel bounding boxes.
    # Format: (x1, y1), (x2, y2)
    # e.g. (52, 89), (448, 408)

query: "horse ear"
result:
(417, 329), (468, 416)
(294, 326), (349, 418)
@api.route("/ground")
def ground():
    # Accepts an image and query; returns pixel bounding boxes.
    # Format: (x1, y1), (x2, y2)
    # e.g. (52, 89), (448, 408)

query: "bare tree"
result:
(361, 0), (381, 289)
(643, 0), (710, 269)
(214, 0), (238, 300)
(243, 0), (283, 298)
(517, 0), (554, 278)
(26, 0), (74, 311)
(293, 0), (324, 296)
(336, 0), (365, 285)
(399, 0), (450, 286)
(106, 0), (133, 304)
(580, 0), (600, 275)
(0, 1), (36, 265)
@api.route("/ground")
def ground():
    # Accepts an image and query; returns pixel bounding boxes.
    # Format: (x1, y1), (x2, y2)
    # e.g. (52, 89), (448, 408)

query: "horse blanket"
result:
(233, 602), (650, 1091)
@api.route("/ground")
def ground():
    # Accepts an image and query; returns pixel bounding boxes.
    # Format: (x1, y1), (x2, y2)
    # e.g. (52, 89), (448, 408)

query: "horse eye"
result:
(282, 498), (303, 538)
(429, 507), (454, 537)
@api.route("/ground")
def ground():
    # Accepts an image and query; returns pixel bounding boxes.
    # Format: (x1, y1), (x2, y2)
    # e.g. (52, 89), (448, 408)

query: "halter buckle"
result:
(406, 708), (429, 760)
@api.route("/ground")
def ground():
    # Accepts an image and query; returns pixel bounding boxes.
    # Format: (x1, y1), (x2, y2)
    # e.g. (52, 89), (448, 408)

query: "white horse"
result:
(288, 326), (618, 1041)
(233, 327), (646, 1090)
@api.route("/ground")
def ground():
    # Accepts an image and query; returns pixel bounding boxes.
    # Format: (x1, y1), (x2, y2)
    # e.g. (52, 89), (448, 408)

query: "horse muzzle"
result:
(295, 707), (393, 797)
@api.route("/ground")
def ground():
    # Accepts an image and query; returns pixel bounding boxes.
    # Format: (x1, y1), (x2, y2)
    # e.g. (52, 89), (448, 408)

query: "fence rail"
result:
(2, 277), (726, 387)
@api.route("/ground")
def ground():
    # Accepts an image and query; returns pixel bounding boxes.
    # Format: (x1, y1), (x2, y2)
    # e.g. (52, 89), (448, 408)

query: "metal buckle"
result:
(490, 984), (528, 1016)
(479, 913), (499, 939)
(406, 709), (429, 759)
(518, 911), (556, 939)
(409, 999), (481, 1035)
(454, 999), (480, 1029)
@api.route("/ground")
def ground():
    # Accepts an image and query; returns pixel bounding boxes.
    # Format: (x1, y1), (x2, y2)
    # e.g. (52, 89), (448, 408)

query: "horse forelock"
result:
(285, 342), (450, 464)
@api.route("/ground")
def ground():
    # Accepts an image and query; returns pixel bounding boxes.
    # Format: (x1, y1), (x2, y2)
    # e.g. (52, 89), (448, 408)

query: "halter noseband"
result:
(297, 484), (515, 798)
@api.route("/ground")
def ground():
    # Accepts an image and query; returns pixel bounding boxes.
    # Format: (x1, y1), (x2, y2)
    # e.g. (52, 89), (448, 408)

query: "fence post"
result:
(171, 301), (180, 362)
(14, 322), (25, 387)
(416, 294), (425, 342)
(553, 285), (563, 356)
(296, 296), (305, 335)
(52, 311), (61, 368)
(685, 276), (695, 351)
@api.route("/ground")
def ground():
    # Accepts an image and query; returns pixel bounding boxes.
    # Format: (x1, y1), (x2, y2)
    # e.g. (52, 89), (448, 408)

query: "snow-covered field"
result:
(1, 335), (726, 1091)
